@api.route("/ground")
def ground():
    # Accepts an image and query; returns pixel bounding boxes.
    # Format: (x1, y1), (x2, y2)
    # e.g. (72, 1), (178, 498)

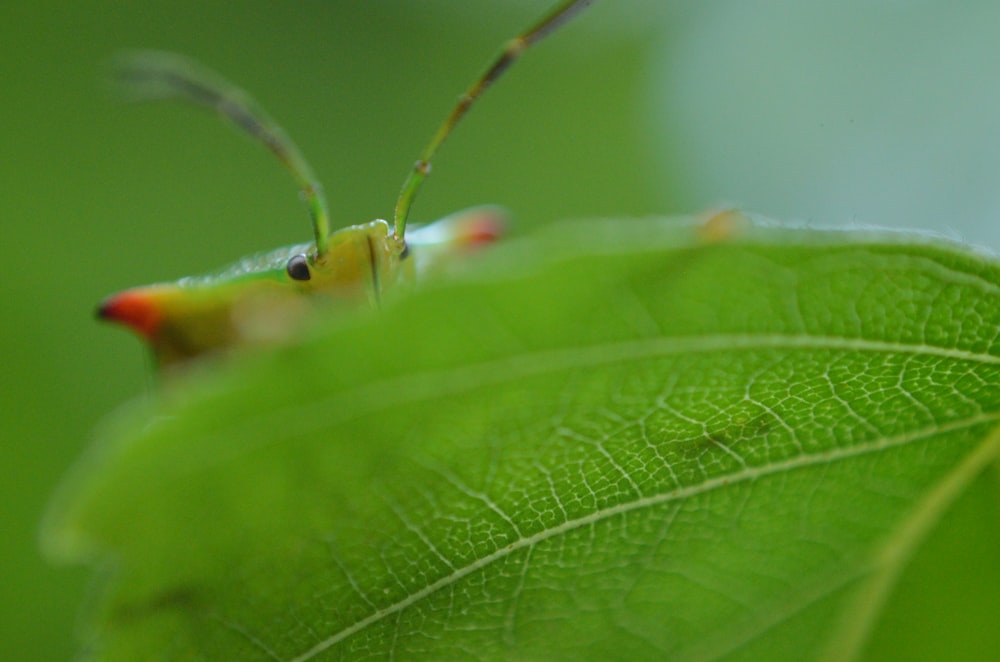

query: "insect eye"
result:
(286, 254), (311, 281)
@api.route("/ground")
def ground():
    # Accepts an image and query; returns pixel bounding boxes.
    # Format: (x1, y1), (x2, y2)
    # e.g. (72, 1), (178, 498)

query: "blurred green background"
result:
(3, 1), (999, 658)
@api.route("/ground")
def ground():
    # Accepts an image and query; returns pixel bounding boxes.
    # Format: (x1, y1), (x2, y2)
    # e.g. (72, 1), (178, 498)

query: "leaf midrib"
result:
(817, 420), (1000, 662)
(667, 422), (1000, 662)
(180, 333), (1000, 475)
(284, 412), (1000, 662)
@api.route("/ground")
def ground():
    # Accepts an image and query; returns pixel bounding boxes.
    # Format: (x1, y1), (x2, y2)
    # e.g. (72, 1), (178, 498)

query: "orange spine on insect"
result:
(99, 0), (593, 368)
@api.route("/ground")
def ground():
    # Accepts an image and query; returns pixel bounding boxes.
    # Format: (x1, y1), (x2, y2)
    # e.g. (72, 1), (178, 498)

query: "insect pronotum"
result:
(98, 0), (594, 367)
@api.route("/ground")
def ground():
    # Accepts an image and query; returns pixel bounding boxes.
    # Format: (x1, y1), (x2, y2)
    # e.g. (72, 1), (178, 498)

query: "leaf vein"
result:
(288, 412), (1000, 661)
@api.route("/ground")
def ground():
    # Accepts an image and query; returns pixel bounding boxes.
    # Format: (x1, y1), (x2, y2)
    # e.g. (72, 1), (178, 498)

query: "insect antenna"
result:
(392, 0), (594, 244)
(115, 51), (333, 255)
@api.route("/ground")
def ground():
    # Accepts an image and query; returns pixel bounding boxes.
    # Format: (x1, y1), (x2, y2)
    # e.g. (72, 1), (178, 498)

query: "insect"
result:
(97, 0), (594, 368)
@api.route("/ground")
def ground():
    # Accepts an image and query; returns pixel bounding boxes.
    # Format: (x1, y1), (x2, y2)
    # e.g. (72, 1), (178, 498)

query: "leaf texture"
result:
(45, 217), (1000, 660)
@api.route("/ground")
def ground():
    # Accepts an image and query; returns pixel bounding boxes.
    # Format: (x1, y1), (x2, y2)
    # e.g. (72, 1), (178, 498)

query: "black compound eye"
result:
(286, 254), (311, 281)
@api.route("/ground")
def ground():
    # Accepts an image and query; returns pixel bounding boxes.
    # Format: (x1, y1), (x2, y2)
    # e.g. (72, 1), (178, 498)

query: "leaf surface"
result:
(45, 217), (1000, 660)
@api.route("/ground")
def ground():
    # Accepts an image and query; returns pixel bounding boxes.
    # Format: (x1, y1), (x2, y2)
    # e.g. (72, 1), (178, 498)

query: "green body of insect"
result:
(98, 0), (594, 367)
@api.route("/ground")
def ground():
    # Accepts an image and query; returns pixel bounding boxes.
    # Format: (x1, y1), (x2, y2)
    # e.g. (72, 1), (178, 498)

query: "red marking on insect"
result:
(97, 289), (163, 338)
(460, 213), (506, 248)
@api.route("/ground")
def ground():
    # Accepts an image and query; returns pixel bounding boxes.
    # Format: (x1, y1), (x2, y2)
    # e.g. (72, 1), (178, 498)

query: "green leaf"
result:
(44, 217), (1000, 660)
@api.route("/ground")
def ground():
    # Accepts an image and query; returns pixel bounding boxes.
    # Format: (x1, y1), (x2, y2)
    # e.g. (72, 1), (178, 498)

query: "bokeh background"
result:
(4, 1), (1000, 657)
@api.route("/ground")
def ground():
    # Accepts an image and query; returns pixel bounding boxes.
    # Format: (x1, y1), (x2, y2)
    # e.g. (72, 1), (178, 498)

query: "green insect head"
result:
(98, 0), (591, 367)
(97, 52), (414, 366)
